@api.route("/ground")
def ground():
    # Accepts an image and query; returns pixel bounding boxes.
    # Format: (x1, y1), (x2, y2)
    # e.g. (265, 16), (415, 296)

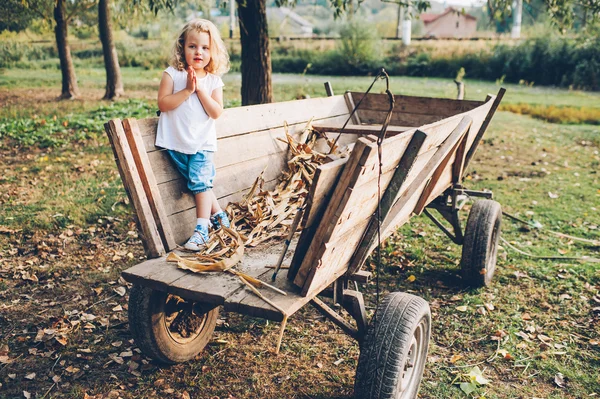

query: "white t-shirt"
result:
(156, 66), (224, 154)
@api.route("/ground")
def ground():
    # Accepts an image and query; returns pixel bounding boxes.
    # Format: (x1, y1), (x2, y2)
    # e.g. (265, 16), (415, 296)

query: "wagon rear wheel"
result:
(355, 293), (431, 399)
(460, 199), (502, 287)
(128, 285), (218, 364)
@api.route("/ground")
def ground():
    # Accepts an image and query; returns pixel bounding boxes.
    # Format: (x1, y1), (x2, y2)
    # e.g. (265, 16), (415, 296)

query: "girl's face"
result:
(184, 30), (211, 74)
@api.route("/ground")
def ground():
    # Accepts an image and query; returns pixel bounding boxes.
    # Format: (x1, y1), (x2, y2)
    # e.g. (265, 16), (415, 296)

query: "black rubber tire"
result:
(354, 293), (431, 399)
(128, 285), (218, 364)
(460, 199), (502, 287)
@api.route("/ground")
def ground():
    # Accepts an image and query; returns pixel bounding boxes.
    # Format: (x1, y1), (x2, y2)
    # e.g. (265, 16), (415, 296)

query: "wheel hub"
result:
(163, 295), (209, 344)
(397, 319), (426, 397)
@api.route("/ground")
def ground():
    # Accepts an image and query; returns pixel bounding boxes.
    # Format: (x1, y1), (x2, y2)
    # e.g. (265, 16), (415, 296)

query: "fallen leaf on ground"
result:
(450, 354), (463, 363)
(554, 372), (567, 388)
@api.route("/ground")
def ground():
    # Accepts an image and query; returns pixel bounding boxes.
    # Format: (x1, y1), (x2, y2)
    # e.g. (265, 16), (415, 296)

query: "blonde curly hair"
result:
(169, 19), (230, 76)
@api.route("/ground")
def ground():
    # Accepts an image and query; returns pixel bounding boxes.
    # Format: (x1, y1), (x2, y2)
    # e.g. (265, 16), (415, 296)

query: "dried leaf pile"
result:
(226, 122), (340, 247)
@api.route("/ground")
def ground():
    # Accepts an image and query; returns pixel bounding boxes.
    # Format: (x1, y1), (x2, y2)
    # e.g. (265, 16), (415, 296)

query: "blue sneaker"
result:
(184, 224), (209, 251)
(210, 210), (230, 230)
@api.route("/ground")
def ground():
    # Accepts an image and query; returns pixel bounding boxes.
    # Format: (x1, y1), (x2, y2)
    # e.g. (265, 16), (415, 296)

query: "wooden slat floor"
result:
(122, 237), (308, 322)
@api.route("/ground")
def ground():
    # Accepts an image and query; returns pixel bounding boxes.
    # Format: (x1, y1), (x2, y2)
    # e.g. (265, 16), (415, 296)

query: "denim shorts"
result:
(167, 150), (216, 194)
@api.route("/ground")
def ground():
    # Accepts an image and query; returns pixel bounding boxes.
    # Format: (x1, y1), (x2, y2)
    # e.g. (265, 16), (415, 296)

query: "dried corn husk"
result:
(226, 121), (338, 247)
(172, 227), (244, 271)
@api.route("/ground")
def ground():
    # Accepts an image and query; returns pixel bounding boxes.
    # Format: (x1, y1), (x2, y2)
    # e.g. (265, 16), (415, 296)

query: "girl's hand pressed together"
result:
(186, 66), (196, 94)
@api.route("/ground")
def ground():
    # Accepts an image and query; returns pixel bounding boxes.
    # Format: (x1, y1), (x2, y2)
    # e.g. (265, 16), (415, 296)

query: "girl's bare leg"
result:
(210, 190), (221, 214)
(194, 191), (213, 219)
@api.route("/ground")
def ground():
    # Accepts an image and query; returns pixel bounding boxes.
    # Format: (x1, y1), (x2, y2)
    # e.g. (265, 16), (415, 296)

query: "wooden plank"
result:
(346, 130), (427, 275)
(329, 147), (437, 239)
(157, 152), (288, 217)
(288, 156), (349, 282)
(295, 110), (489, 295)
(139, 95), (351, 140)
(347, 101), (494, 263)
(350, 92), (483, 115)
(136, 118), (159, 138)
(121, 256), (192, 291)
(292, 138), (372, 287)
(146, 116), (354, 185)
(302, 156), (348, 229)
(413, 117), (472, 215)
(122, 118), (177, 251)
(121, 239), (306, 313)
(104, 119), (164, 258)
(381, 116), (473, 234)
(312, 123), (413, 136)
(292, 115), (466, 291)
(141, 114), (355, 155)
(344, 91), (362, 125)
(300, 217), (372, 297)
(359, 109), (444, 127)
(147, 127), (294, 184)
(299, 148), (438, 286)
(452, 130), (469, 184)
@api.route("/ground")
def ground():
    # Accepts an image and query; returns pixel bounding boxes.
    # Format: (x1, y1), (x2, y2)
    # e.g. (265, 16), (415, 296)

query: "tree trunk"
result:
(54, 0), (79, 99)
(98, 0), (124, 100)
(237, 0), (272, 105)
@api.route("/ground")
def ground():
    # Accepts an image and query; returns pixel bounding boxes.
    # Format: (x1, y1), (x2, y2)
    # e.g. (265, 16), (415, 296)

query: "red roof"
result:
(420, 7), (476, 24)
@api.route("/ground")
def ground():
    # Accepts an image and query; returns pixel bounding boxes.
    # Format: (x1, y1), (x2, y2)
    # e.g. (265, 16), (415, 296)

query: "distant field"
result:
(1, 67), (600, 111)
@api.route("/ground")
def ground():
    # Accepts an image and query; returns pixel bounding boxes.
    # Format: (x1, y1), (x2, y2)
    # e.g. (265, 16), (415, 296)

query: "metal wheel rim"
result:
(486, 217), (501, 279)
(397, 319), (426, 397)
(163, 295), (209, 344)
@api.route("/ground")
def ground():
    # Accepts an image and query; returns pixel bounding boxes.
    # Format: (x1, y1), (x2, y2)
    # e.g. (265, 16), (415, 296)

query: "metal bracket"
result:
(310, 287), (368, 343)
(425, 185), (493, 245)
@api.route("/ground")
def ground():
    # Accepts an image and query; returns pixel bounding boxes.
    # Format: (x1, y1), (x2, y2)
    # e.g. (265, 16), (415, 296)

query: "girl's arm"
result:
(157, 70), (195, 112)
(196, 86), (224, 119)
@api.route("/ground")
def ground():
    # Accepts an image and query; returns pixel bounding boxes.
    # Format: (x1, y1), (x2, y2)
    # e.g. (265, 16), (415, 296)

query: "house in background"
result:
(420, 7), (477, 38)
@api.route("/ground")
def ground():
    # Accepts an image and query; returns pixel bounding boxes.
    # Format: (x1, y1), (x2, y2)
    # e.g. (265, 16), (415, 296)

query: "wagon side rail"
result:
(105, 119), (166, 259)
(348, 89), (505, 276)
(292, 91), (501, 296)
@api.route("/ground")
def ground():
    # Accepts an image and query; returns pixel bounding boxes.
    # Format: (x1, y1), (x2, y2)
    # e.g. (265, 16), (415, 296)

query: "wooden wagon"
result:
(105, 85), (505, 399)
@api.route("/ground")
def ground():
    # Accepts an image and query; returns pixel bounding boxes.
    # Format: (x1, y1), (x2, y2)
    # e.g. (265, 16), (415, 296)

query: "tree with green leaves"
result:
(0, 0), (95, 99)
(236, 0), (429, 106)
(487, 0), (600, 32)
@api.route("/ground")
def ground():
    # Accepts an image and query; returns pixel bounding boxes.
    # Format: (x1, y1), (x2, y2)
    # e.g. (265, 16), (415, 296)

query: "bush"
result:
(0, 99), (155, 148)
(0, 41), (55, 68)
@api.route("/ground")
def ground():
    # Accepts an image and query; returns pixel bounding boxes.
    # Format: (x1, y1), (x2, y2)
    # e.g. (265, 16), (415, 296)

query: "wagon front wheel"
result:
(355, 292), (431, 399)
(128, 285), (218, 364)
(460, 199), (502, 287)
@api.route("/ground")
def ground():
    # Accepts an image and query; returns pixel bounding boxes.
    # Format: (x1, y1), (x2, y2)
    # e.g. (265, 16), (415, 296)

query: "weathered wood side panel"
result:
(122, 118), (177, 251)
(352, 92), (483, 115)
(130, 96), (355, 246)
(352, 92), (484, 127)
(294, 96), (495, 296)
(104, 119), (165, 258)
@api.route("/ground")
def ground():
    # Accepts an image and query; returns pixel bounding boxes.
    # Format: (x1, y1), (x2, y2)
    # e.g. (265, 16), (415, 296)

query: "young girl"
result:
(156, 19), (230, 251)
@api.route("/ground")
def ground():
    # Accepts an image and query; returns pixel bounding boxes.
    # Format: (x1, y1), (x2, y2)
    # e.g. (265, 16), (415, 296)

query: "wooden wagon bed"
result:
(105, 89), (503, 322)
